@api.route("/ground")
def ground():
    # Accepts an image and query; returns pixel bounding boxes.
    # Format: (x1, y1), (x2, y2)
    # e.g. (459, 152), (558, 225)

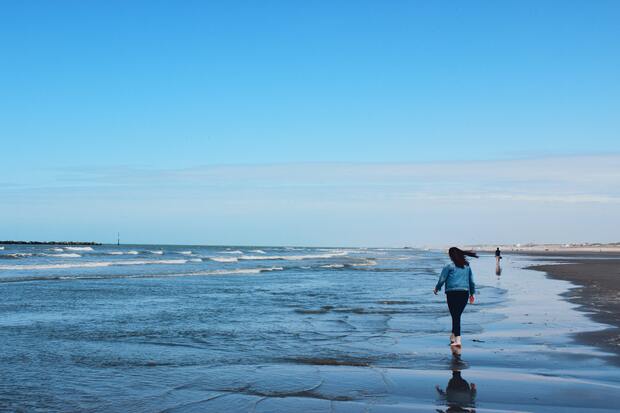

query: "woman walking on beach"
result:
(434, 247), (477, 347)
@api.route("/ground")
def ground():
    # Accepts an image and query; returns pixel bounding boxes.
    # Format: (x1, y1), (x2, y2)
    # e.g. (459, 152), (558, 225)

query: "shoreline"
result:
(524, 253), (620, 364)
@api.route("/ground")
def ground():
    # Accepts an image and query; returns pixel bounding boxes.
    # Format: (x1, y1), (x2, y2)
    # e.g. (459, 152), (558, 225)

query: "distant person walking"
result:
(495, 247), (502, 276)
(434, 247), (478, 347)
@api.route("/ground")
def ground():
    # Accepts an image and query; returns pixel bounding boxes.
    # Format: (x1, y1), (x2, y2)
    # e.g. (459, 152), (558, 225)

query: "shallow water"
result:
(0, 245), (619, 412)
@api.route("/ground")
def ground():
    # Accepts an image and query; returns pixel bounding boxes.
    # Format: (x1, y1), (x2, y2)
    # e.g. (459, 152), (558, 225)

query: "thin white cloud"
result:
(7, 154), (616, 205)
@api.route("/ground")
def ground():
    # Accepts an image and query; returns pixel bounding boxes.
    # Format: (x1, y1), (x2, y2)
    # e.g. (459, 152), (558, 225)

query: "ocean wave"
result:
(294, 305), (333, 314)
(149, 250), (164, 255)
(379, 256), (414, 261)
(190, 266), (284, 276)
(65, 246), (94, 251)
(218, 250), (243, 254)
(0, 259), (188, 271)
(0, 253), (32, 259)
(238, 252), (348, 261)
(189, 258), (203, 262)
(41, 253), (81, 258)
(0, 246), (4, 250)
(249, 249), (266, 254)
(107, 251), (124, 255)
(210, 257), (238, 263)
(350, 259), (377, 267)
(178, 251), (193, 255)
(320, 264), (345, 269)
(50, 247), (64, 252)
(340, 249), (370, 254)
(0, 266), (285, 283)
(126, 251), (139, 255)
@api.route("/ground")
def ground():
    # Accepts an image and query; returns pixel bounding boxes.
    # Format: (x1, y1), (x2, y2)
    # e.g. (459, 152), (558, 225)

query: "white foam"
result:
(321, 264), (345, 269)
(0, 262), (111, 270)
(0, 259), (188, 271)
(249, 249), (266, 254)
(50, 247), (64, 252)
(107, 251), (124, 255)
(190, 266), (284, 276)
(219, 250), (243, 254)
(65, 246), (94, 251)
(189, 258), (203, 262)
(350, 260), (377, 267)
(178, 251), (193, 255)
(126, 250), (139, 255)
(210, 257), (238, 263)
(238, 252), (347, 261)
(0, 265), (285, 282)
(4, 253), (32, 258)
(41, 253), (81, 258)
(149, 250), (164, 255)
(0, 246), (4, 250)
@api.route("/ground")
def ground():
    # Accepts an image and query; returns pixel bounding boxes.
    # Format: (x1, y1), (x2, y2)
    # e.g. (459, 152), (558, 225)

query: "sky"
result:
(1, 1), (619, 246)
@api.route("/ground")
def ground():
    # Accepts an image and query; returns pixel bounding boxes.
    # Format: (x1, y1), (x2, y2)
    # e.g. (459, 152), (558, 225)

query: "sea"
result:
(1, 244), (620, 412)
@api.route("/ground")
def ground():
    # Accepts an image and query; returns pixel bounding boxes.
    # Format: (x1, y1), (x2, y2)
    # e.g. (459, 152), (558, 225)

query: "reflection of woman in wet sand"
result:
(434, 247), (477, 347)
(436, 369), (477, 412)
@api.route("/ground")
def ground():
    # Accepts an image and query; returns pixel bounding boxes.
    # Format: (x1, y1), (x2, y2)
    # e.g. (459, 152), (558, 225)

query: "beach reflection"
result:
(436, 350), (477, 412)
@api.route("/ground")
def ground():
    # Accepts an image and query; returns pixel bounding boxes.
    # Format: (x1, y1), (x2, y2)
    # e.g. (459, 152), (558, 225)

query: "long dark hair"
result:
(448, 247), (478, 268)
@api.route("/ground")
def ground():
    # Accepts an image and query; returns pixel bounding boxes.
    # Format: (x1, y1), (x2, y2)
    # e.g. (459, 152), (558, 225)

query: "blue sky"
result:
(1, 1), (619, 246)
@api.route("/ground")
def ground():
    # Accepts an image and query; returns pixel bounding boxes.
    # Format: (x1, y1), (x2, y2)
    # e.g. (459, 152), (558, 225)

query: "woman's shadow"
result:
(435, 348), (477, 412)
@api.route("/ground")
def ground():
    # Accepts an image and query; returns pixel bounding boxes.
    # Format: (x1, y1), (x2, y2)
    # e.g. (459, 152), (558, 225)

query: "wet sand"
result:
(525, 255), (620, 364)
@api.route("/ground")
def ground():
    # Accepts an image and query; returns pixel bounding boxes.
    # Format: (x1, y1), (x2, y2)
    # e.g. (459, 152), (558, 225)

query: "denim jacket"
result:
(435, 263), (476, 295)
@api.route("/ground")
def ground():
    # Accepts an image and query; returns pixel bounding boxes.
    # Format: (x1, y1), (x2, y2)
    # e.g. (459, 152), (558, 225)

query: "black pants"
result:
(446, 291), (469, 336)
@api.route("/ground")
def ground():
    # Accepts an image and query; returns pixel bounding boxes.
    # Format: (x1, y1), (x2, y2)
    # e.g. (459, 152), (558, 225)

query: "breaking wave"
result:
(210, 257), (238, 263)
(321, 264), (345, 269)
(0, 253), (33, 259)
(188, 266), (284, 276)
(0, 259), (189, 271)
(0, 266), (285, 283)
(238, 252), (348, 261)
